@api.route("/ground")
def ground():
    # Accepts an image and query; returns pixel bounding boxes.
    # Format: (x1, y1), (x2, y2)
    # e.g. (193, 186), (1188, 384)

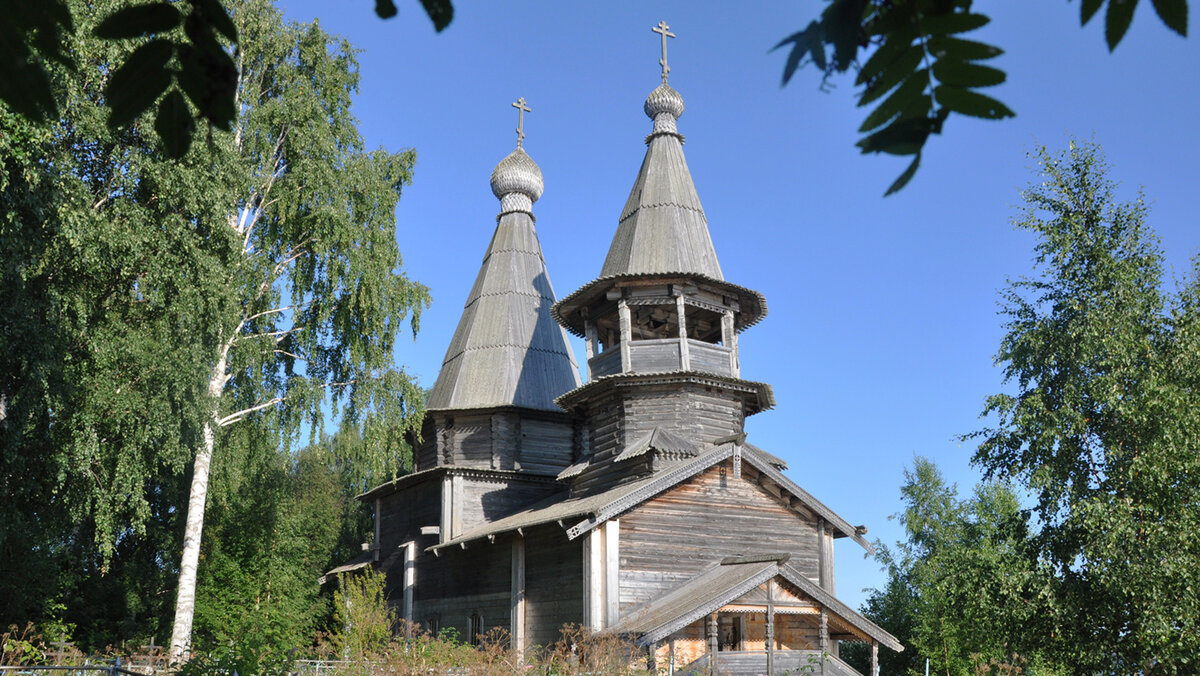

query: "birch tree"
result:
(1, 0), (427, 655)
(164, 2), (429, 662)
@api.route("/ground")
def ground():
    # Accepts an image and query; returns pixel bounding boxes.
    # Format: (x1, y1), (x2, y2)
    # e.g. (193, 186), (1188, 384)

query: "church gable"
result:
(618, 459), (820, 613)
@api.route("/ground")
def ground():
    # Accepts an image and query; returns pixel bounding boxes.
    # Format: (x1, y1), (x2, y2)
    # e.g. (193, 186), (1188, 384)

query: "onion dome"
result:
(490, 147), (543, 215)
(644, 83), (685, 139)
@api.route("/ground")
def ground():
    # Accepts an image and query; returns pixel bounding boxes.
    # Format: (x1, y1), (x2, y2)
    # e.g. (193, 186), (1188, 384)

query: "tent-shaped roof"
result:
(600, 84), (722, 279)
(427, 146), (581, 412)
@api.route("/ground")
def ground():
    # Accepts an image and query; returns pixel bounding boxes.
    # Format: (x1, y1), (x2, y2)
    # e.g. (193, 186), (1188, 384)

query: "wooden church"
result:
(331, 23), (901, 675)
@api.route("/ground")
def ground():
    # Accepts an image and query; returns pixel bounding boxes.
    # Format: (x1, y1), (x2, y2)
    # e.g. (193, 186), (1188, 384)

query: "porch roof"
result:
(606, 554), (903, 652)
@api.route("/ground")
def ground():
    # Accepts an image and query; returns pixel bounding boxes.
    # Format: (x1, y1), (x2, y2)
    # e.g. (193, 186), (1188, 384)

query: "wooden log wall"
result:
(418, 409), (577, 475)
(412, 534), (513, 641)
(519, 417), (575, 474)
(377, 478), (440, 560)
(414, 417), (439, 471)
(458, 476), (562, 533)
(571, 381), (747, 496)
(523, 524), (584, 648)
(618, 461), (819, 613)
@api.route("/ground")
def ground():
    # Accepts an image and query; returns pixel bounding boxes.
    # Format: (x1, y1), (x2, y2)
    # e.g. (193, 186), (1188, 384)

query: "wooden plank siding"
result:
(523, 524), (584, 648)
(618, 461), (819, 614)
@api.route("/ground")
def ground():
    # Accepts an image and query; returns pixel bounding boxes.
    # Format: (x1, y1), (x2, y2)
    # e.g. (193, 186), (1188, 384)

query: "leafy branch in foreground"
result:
(0, 0), (453, 159)
(775, 0), (1189, 195)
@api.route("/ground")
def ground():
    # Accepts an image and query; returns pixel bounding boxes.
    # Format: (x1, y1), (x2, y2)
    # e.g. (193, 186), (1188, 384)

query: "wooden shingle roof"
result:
(426, 203), (580, 412)
(600, 99), (723, 279)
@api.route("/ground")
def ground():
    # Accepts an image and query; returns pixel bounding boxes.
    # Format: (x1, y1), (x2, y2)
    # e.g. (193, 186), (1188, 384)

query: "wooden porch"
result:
(683, 649), (864, 676)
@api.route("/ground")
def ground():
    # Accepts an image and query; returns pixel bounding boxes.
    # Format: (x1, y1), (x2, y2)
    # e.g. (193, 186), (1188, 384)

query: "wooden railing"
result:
(681, 649), (862, 676)
(587, 339), (734, 379)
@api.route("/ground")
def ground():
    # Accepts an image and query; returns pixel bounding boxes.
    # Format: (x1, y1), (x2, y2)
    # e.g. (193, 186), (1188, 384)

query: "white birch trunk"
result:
(168, 346), (230, 664)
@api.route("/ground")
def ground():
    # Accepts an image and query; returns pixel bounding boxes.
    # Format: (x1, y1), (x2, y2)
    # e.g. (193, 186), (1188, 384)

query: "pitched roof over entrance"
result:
(427, 142), (581, 412)
(607, 555), (903, 651)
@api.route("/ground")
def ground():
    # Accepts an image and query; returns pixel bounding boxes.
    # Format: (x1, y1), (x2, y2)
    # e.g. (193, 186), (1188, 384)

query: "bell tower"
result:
(552, 23), (774, 496)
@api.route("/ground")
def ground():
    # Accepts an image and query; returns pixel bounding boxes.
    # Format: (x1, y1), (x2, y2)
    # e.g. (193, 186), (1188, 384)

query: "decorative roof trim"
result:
(618, 560), (903, 651)
(644, 131), (685, 145)
(555, 370), (776, 414)
(564, 445), (733, 538)
(618, 201), (705, 225)
(742, 445), (872, 552)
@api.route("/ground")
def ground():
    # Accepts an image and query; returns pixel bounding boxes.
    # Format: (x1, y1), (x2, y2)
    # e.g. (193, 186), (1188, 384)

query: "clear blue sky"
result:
(279, 1), (1199, 610)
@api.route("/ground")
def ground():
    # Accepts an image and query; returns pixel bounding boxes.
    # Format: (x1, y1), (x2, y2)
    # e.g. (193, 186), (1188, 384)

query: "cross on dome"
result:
(512, 97), (531, 148)
(652, 21), (675, 84)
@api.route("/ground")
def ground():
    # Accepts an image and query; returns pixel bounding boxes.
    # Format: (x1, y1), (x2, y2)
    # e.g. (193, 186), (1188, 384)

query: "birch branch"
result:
(236, 326), (304, 343)
(217, 397), (284, 427)
(243, 299), (314, 323)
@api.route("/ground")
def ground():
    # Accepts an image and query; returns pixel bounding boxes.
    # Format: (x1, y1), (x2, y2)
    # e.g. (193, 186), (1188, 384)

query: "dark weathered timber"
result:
(523, 524), (584, 648)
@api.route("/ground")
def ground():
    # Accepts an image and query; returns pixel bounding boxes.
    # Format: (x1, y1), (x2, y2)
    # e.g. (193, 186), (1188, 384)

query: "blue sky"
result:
(279, 1), (1199, 610)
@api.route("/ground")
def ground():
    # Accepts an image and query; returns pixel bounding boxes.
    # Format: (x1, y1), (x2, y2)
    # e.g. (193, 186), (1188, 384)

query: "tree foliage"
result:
(193, 433), (372, 656)
(775, 1), (1189, 194)
(861, 458), (1056, 676)
(968, 140), (1200, 672)
(1, 0), (232, 630)
(0, 0), (452, 158)
(1, 0), (429, 654)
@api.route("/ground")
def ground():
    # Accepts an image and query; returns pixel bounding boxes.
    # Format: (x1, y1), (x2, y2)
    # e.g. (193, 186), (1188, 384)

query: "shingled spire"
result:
(427, 102), (581, 412)
(600, 23), (722, 280)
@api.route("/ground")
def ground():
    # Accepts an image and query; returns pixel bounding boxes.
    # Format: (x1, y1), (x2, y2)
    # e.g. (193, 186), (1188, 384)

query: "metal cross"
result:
(652, 21), (675, 84)
(512, 97), (531, 148)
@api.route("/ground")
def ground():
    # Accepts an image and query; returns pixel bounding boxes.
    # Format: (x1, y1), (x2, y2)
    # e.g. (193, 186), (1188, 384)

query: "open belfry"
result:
(333, 21), (902, 675)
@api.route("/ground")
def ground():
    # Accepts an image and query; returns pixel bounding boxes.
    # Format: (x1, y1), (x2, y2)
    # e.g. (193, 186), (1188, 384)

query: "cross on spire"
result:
(652, 21), (675, 84)
(512, 97), (531, 148)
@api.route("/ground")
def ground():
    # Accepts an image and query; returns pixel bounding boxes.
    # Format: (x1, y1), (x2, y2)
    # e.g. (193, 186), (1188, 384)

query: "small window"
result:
(468, 612), (483, 646)
(426, 615), (440, 636)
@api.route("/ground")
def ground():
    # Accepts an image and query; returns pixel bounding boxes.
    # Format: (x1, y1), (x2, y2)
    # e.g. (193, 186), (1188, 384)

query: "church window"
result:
(468, 612), (483, 646)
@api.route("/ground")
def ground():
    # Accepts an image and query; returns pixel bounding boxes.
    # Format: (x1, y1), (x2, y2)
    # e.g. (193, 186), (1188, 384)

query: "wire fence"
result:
(0, 660), (149, 675)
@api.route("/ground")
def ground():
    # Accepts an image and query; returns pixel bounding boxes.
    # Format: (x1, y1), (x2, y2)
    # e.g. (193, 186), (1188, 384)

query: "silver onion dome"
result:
(490, 146), (544, 214)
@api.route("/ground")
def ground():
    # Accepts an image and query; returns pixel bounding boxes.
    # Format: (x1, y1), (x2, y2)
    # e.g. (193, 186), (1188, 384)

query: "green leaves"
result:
(968, 140), (1200, 671)
(105, 39), (174, 129)
(1106, 0), (1140, 50)
(94, 1), (239, 158)
(934, 86), (1014, 119)
(373, 0), (454, 31)
(0, 0), (74, 122)
(1153, 0), (1190, 35)
(93, 3), (183, 39)
(1084, 0), (1188, 48)
(931, 60), (1006, 88)
(852, 4), (1007, 194)
(156, 88), (195, 157)
(418, 0), (454, 32)
(778, 0), (1192, 194)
